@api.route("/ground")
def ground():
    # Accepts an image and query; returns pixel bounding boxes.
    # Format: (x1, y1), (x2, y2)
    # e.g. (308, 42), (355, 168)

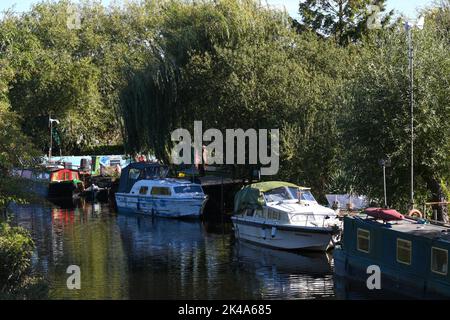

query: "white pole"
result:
(49, 115), (53, 163)
(408, 27), (414, 210)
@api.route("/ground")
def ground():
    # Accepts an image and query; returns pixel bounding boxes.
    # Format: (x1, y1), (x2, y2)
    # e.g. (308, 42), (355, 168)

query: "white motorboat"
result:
(115, 162), (208, 218)
(231, 181), (342, 251)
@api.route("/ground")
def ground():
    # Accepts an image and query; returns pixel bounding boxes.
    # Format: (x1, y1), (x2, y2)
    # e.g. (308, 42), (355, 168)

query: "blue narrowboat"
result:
(334, 210), (450, 299)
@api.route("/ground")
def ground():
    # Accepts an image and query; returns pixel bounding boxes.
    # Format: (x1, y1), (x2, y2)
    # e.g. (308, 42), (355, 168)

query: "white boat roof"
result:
(133, 178), (200, 187)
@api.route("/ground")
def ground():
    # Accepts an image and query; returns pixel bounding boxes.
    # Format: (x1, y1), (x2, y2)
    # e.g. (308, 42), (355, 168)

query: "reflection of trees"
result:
(13, 203), (128, 299)
(232, 243), (334, 299)
(117, 215), (262, 299)
(13, 203), (336, 299)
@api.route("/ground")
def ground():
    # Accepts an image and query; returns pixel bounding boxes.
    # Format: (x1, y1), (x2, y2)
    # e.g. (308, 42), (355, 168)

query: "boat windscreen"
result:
(288, 187), (317, 202)
(264, 187), (292, 202)
(173, 185), (203, 194)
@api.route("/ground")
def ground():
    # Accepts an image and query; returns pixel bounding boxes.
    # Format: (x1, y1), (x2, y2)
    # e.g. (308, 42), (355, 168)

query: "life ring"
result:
(408, 209), (423, 218)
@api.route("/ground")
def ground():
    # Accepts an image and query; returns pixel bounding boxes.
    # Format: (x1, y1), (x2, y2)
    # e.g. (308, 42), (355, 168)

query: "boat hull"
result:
(333, 247), (449, 299)
(115, 193), (207, 218)
(48, 181), (79, 199)
(231, 217), (336, 251)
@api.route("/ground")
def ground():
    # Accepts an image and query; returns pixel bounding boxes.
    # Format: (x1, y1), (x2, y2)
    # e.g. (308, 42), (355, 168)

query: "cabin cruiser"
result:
(115, 162), (208, 218)
(231, 181), (342, 251)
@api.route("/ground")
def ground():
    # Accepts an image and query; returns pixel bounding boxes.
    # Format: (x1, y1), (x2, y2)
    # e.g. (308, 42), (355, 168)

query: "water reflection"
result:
(10, 201), (337, 299)
(233, 242), (334, 299)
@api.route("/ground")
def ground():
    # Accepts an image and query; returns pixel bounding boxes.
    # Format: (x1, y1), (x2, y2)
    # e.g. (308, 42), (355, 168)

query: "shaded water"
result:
(8, 200), (416, 300)
(8, 201), (341, 299)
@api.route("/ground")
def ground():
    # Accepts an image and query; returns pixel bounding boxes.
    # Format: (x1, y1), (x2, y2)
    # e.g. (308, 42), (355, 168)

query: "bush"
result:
(0, 221), (48, 299)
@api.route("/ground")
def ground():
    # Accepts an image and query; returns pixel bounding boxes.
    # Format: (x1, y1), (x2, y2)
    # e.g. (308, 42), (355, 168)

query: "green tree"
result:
(341, 4), (450, 213)
(297, 0), (393, 45)
(0, 52), (47, 301)
(119, 0), (347, 200)
(0, 0), (162, 154)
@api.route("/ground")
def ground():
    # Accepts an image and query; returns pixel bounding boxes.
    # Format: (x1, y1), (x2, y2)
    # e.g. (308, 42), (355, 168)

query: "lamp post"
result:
(48, 115), (60, 163)
(379, 158), (391, 208)
(404, 16), (424, 210)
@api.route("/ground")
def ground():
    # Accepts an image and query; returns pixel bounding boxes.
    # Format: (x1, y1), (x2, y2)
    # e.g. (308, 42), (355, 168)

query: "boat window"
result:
(290, 213), (313, 223)
(397, 239), (412, 265)
(278, 212), (289, 222)
(173, 185), (203, 194)
(264, 187), (291, 202)
(139, 186), (149, 195)
(288, 187), (316, 202)
(37, 172), (50, 180)
(357, 228), (370, 253)
(128, 168), (141, 180)
(22, 170), (32, 179)
(431, 247), (448, 275)
(267, 210), (280, 220)
(246, 209), (254, 217)
(151, 187), (171, 196)
(254, 209), (264, 218)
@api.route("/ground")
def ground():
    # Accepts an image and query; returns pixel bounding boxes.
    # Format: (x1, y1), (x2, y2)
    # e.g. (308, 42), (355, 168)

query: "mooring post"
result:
(221, 174), (224, 221)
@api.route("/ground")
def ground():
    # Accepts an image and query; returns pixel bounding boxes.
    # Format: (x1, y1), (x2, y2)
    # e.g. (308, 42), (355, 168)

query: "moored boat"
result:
(48, 168), (83, 199)
(334, 208), (450, 298)
(10, 168), (50, 198)
(115, 162), (208, 218)
(231, 181), (342, 251)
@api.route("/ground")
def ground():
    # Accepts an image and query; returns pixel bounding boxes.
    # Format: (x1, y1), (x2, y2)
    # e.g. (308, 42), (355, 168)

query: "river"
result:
(7, 200), (397, 300)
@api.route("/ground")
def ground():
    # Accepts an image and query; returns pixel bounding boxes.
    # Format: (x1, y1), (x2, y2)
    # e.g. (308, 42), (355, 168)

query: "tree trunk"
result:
(337, 0), (344, 44)
(427, 177), (448, 223)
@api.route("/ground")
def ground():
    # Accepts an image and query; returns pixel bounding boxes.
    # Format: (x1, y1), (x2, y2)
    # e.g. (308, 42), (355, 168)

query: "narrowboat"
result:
(115, 162), (208, 218)
(231, 181), (342, 251)
(334, 208), (450, 298)
(10, 168), (50, 198)
(48, 168), (83, 199)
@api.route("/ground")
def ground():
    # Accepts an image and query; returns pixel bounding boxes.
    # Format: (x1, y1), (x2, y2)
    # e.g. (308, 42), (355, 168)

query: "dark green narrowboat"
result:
(334, 211), (450, 298)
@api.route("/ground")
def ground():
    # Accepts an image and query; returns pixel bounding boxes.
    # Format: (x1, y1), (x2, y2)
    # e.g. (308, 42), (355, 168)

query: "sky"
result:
(0, 0), (437, 19)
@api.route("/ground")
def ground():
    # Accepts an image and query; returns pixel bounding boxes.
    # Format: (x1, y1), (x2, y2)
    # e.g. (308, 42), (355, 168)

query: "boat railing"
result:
(291, 213), (333, 228)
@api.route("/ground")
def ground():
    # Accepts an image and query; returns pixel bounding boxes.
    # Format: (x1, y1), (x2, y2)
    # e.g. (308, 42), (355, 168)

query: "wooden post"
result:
(221, 175), (224, 217)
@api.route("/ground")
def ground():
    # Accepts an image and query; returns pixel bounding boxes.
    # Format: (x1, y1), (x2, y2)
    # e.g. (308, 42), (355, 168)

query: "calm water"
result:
(8, 201), (404, 300)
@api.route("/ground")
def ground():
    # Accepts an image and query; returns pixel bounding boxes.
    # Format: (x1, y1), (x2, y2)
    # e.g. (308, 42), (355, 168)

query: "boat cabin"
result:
(234, 181), (314, 213)
(343, 215), (450, 284)
(50, 169), (80, 182)
(241, 207), (291, 223)
(128, 179), (204, 198)
(118, 162), (169, 193)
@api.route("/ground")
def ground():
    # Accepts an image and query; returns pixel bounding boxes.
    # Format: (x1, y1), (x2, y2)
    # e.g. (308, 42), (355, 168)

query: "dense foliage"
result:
(0, 221), (48, 299)
(0, 0), (449, 209)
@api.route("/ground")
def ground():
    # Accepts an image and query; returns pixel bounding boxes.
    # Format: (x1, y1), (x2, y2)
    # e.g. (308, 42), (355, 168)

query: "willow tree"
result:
(120, 51), (181, 162)
(118, 0), (296, 161)
(118, 0), (347, 201)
